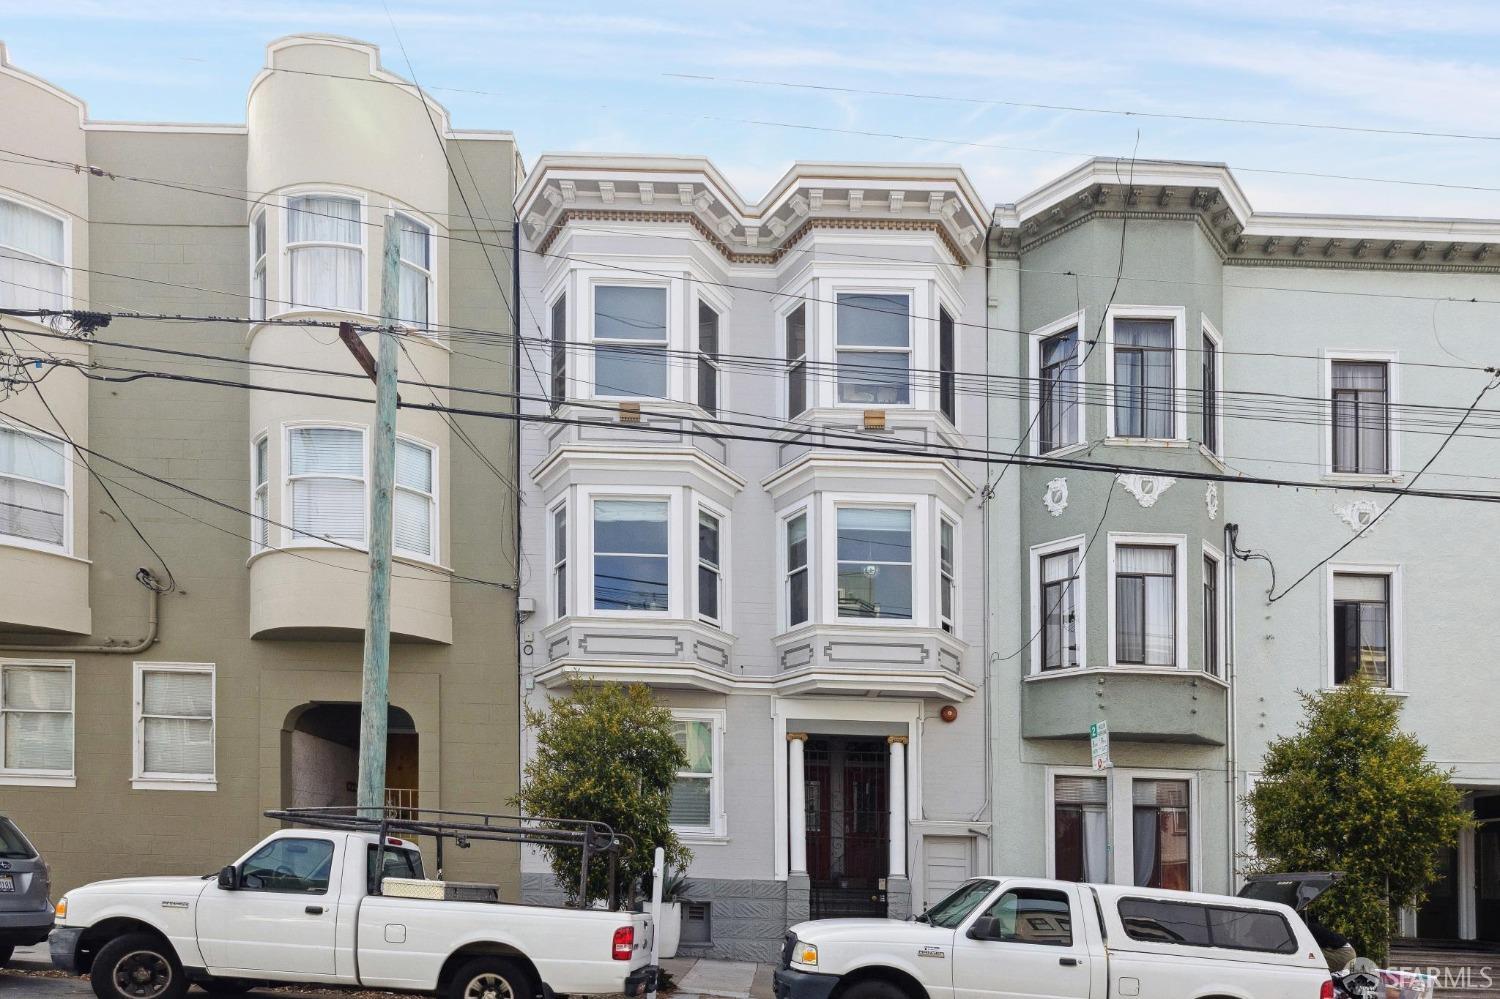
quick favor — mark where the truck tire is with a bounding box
[0,944,13,969]
[840,980,912,999]
[196,980,256,995]
[448,956,535,999]
[90,932,189,999]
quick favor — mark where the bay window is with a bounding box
[836,293,910,405]
[287,425,366,545]
[1113,317,1176,438]
[836,506,913,620]
[1039,328,1080,452]
[286,194,364,312]
[0,426,67,551]
[786,305,807,418]
[697,509,722,625]
[394,438,436,561]
[552,505,567,619]
[939,517,956,634]
[1201,330,1220,455]
[939,307,956,424]
[550,294,567,408]
[1053,775,1107,883]
[593,285,668,398]
[786,512,809,628]
[1331,360,1389,474]
[0,196,66,312]
[1114,543,1177,667]
[0,660,73,779]
[698,302,720,416]
[1203,552,1221,677]
[1333,571,1391,686]
[396,212,432,329]
[669,714,720,834]
[592,498,669,612]
[250,209,267,321]
[1039,547,1082,672]
[134,663,214,786]
[1133,779,1191,890]
[251,434,269,552]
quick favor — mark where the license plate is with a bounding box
[0,874,13,892]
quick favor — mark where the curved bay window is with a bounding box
[286,194,363,312]
[0,427,67,552]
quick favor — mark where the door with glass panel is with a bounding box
[1053,776,1107,883]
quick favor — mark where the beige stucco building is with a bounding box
[0,35,522,894]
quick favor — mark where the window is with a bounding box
[1113,318,1175,438]
[1203,553,1221,677]
[594,285,667,398]
[1039,328,1080,452]
[939,307,956,423]
[697,509,722,625]
[0,426,68,550]
[1118,898,1295,954]
[250,209,267,321]
[669,715,717,833]
[836,507,912,620]
[549,294,567,408]
[977,888,1075,947]
[251,435,269,553]
[396,212,432,329]
[836,293,910,405]
[592,498,669,612]
[925,880,997,928]
[367,843,423,893]
[939,517,957,634]
[394,438,436,561]
[1115,545,1176,666]
[286,195,363,312]
[0,661,73,778]
[698,302,720,416]
[1201,332,1219,454]
[552,505,567,619]
[786,512,809,628]
[786,306,807,418]
[1133,779,1190,890]
[1333,572,1391,686]
[1040,549,1081,672]
[134,664,214,785]
[287,426,366,545]
[1053,775,1107,883]
[1332,360,1389,474]
[238,837,336,894]
[0,196,65,312]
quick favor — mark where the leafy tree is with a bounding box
[1246,680,1469,964]
[515,682,692,906]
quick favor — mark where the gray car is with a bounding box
[0,814,53,968]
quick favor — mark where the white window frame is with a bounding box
[669,708,726,839]
[1202,543,1226,678]
[693,496,730,630]
[281,421,369,549]
[0,188,71,312]
[279,188,368,317]
[249,207,268,322]
[587,278,676,402]
[1106,532,1190,671]
[1029,534,1088,676]
[779,296,811,421]
[548,289,569,409]
[695,287,730,416]
[392,207,436,332]
[0,658,75,787]
[1200,317,1225,458]
[584,486,679,618]
[825,495,926,628]
[393,433,440,565]
[1028,310,1087,456]
[938,509,959,636]
[250,432,270,554]
[132,661,216,791]
[780,501,813,633]
[831,286,915,410]
[937,296,960,428]
[1323,350,1400,480]
[1043,765,1110,881]
[549,499,569,622]
[1326,562,1403,692]
[1043,765,1201,891]
[1103,305,1188,442]
[0,423,73,556]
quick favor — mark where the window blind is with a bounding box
[2,664,72,772]
[141,669,213,776]
[397,213,430,327]
[0,198,65,312]
[1055,775,1106,805]
[0,429,66,546]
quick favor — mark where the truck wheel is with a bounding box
[196,980,256,995]
[449,957,534,999]
[0,944,13,969]
[840,981,910,999]
[91,933,188,999]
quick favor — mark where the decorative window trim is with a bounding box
[0,658,76,786]
[1029,535,1088,676]
[393,432,440,566]
[0,423,74,556]
[1106,532,1190,671]
[1325,561,1404,692]
[1200,316,1225,457]
[779,500,813,634]
[693,494,730,631]
[1202,542,1225,678]
[826,496,922,627]
[277,187,369,317]
[583,485,679,618]
[131,661,217,791]
[586,276,678,402]
[281,421,368,550]
[1028,310,1087,456]
[0,188,72,313]
[1323,350,1401,480]
[669,708,726,839]
[829,285,916,411]
[1102,305,1188,442]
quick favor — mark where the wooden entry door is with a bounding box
[385,732,419,812]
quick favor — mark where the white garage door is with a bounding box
[923,835,974,910]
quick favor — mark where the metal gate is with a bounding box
[806,738,889,919]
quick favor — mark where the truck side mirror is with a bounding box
[217,866,239,891]
[967,915,1000,941]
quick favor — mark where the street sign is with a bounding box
[1090,721,1112,770]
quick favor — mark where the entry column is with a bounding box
[788,732,808,875]
[887,735,907,879]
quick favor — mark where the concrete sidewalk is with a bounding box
[10,944,49,971]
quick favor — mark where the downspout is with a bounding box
[1224,522,1240,889]
[0,568,162,654]
[971,208,1000,829]
[511,178,525,808]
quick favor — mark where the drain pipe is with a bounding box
[0,568,163,654]
[1224,523,1240,889]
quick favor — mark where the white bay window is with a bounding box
[286,194,363,312]
[836,293,911,405]
[1,660,73,781]
[394,437,437,561]
[396,212,432,329]
[133,663,215,788]
[0,427,68,551]
[250,209,268,321]
[287,426,366,546]
[1108,534,1188,669]
[592,498,670,613]
[836,506,914,621]
[0,197,66,313]
[593,285,668,398]
[251,434,269,552]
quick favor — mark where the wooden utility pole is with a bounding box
[356,212,401,815]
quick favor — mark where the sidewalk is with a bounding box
[11,944,49,971]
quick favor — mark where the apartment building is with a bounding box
[988,158,1500,946]
[0,35,522,894]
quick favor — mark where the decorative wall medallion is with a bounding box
[1043,477,1069,517]
[1116,474,1177,508]
[1335,499,1383,534]
[1205,483,1219,521]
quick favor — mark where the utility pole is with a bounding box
[356,212,401,815]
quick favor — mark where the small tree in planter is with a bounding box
[1246,680,1469,964]
[515,682,692,907]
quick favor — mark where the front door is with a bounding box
[1477,821,1500,942]
[806,738,889,919]
[950,883,1093,999]
[196,835,340,977]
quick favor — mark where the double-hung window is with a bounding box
[1133,779,1191,890]
[1333,572,1391,686]
[396,212,432,329]
[286,195,363,312]
[552,505,568,619]
[594,285,667,398]
[134,664,214,786]
[0,427,67,551]
[939,517,957,634]
[785,306,808,418]
[939,307,957,424]
[669,715,718,834]
[1053,775,1107,882]
[1039,328,1080,452]
[287,426,366,545]
[394,438,436,561]
[836,507,913,620]
[1113,318,1175,438]
[251,434,270,552]
[592,499,669,613]
[250,210,268,321]
[0,660,73,779]
[1115,545,1177,666]
[1331,361,1389,474]
[0,197,66,312]
[1040,548,1081,672]
[698,509,722,625]
[836,293,910,405]
[785,512,809,628]
[698,302,720,416]
[550,294,567,408]
[1203,554,1221,677]
[1201,333,1219,454]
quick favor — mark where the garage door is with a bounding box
[923,836,973,910]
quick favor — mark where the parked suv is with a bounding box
[0,814,53,968]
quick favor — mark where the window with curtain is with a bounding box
[550,294,567,408]
[669,717,715,831]
[785,305,807,418]
[0,197,66,312]
[1334,572,1391,686]
[552,505,567,619]
[939,518,957,634]
[250,209,267,321]
[1332,361,1389,474]
[1202,334,1219,454]
[1203,554,1220,677]
[251,435,269,552]
[287,426,366,545]
[592,498,669,612]
[394,438,435,561]
[698,509,722,625]
[1039,328,1079,452]
[939,307,956,423]
[136,666,214,781]
[698,302,720,416]
[1115,545,1176,666]
[1041,549,1081,671]
[0,427,67,550]
[1114,318,1175,438]
[786,512,809,628]
[594,285,668,398]
[1133,779,1190,890]
[836,293,911,405]
[286,194,363,311]
[396,212,431,329]
[836,507,912,620]
[1054,775,1107,883]
[1,661,73,775]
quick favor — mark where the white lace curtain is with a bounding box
[0,198,66,311]
[287,195,363,311]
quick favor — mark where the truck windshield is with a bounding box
[0,819,35,859]
[923,880,997,929]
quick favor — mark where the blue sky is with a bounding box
[4,0,1499,217]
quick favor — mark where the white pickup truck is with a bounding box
[50,824,656,999]
[774,876,1334,999]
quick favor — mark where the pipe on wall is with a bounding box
[1224,522,1240,889]
[0,568,162,655]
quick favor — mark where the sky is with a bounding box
[3,0,1500,218]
